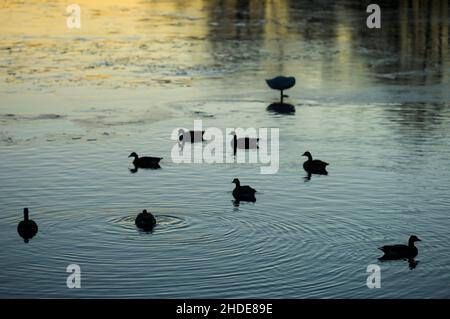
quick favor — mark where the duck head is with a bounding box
[128,152,138,159]
[302,151,312,160]
[409,235,421,243]
[232,178,240,186]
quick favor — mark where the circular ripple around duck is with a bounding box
[106,214,188,235]
[103,211,243,249]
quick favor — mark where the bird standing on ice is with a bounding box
[266,76,296,104]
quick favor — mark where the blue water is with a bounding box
[0,0,449,298]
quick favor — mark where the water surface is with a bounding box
[0,0,449,298]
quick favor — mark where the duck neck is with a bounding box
[306,154,312,162]
[24,209,29,222]
[234,181,240,188]
[408,239,416,248]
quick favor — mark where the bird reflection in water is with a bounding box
[266,103,296,114]
[304,172,312,182]
[408,259,419,270]
[232,198,257,207]
[17,208,38,243]
[129,164,161,173]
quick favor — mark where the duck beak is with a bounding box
[301,152,306,156]
[417,238,422,241]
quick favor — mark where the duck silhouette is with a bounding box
[129,152,162,169]
[379,235,421,260]
[302,151,329,175]
[266,76,296,104]
[135,209,156,231]
[229,131,259,155]
[178,129,205,143]
[17,208,38,243]
[232,178,256,202]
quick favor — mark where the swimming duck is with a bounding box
[135,209,156,231]
[178,129,205,143]
[379,235,421,260]
[302,151,329,175]
[128,152,162,168]
[232,178,256,202]
[17,208,38,243]
[229,131,259,155]
[266,76,296,104]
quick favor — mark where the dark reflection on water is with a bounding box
[352,0,449,85]
[266,103,296,114]
[206,0,266,42]
[379,258,420,270]
[129,164,161,173]
[200,0,449,88]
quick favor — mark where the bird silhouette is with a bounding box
[178,129,205,143]
[135,209,156,232]
[266,76,296,104]
[379,235,421,260]
[232,178,256,202]
[302,151,329,175]
[229,131,259,155]
[129,152,162,169]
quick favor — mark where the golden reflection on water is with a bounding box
[0,0,448,90]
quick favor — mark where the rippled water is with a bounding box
[1,0,450,298]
